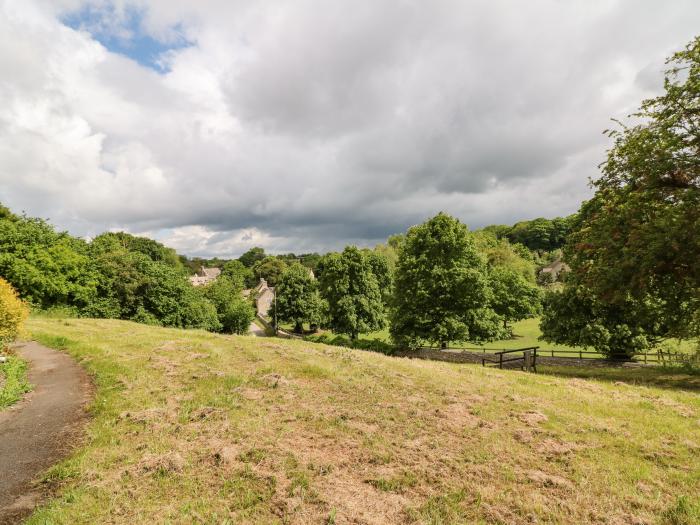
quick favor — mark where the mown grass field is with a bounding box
[24,318,700,524]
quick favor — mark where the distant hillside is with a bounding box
[480,215,578,252]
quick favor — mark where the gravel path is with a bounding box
[0,342,92,524]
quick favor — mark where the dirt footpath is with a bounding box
[0,342,92,524]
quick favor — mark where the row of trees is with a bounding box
[482,216,576,253]
[186,246,322,288]
[269,213,542,349]
[0,207,253,334]
[267,36,700,359]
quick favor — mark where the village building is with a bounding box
[244,278,275,317]
[189,267,221,286]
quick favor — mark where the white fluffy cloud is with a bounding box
[1,0,699,256]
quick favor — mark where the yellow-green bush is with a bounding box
[0,277,29,349]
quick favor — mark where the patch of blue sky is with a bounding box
[61,5,192,73]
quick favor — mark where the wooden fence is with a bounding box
[423,345,686,364]
[481,347,538,372]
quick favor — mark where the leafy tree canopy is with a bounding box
[252,256,288,287]
[238,247,266,269]
[318,247,385,339]
[565,37,700,340]
[203,276,254,334]
[0,212,97,309]
[481,216,576,252]
[220,259,253,290]
[489,267,541,328]
[274,263,327,333]
[91,232,184,272]
[0,277,29,348]
[390,213,507,348]
[540,285,670,359]
[471,231,537,282]
[541,37,700,356]
[362,249,393,305]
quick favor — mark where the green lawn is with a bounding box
[360,317,697,359]
[355,318,560,347]
[19,318,700,524]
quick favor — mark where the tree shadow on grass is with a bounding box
[539,364,700,392]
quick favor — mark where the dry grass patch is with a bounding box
[22,318,700,524]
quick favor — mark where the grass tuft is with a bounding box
[0,354,32,409]
[661,495,700,525]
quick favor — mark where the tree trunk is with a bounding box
[294,321,303,334]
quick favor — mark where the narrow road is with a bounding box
[249,321,267,337]
[0,342,92,524]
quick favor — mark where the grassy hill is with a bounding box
[25,318,700,524]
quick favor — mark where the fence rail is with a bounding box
[481,346,538,372]
[420,345,686,364]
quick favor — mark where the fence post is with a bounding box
[533,348,538,373]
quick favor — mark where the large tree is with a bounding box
[553,38,699,343]
[362,249,393,306]
[542,37,700,356]
[0,212,97,310]
[489,267,541,329]
[91,232,184,272]
[203,276,254,334]
[390,213,506,349]
[251,256,288,287]
[238,247,266,269]
[220,260,253,290]
[540,285,669,360]
[274,263,326,333]
[318,247,385,339]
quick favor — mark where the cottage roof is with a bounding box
[201,267,221,279]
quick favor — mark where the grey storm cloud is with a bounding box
[1,0,699,257]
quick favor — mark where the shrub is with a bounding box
[0,277,29,349]
[219,298,255,334]
[274,263,327,333]
[203,276,254,334]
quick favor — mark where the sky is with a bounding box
[1,1,699,258]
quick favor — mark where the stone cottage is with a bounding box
[189,267,221,286]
